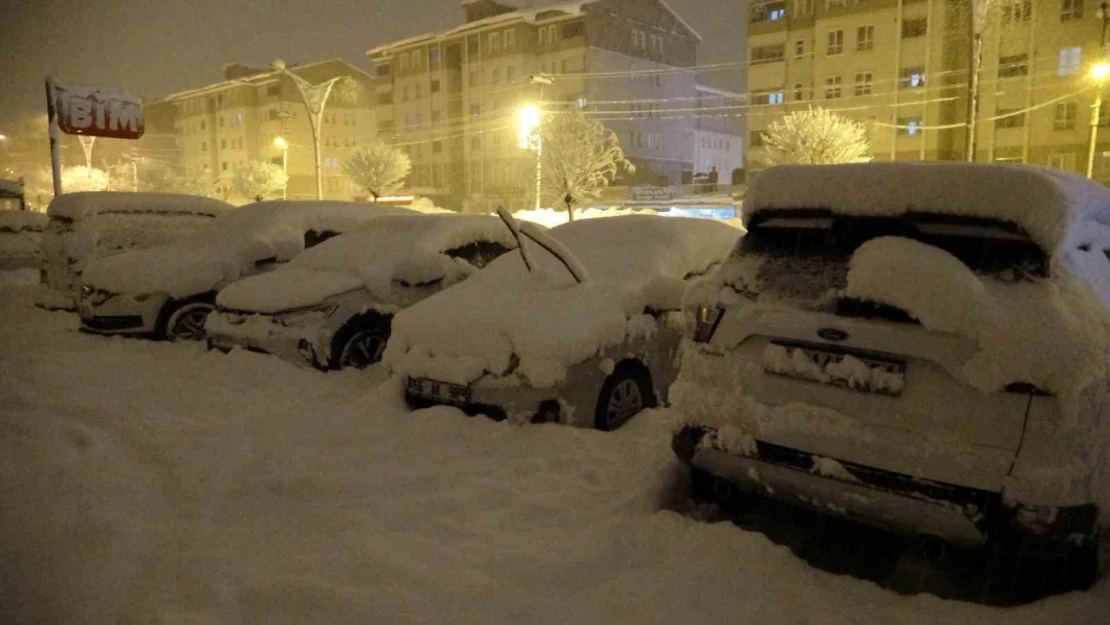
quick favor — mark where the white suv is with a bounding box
[672,163,1110,595]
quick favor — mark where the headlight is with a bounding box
[274,304,338,327]
[692,305,724,343]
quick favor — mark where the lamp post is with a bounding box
[518,105,543,210]
[271,59,347,201]
[274,136,289,200]
[1086,62,1110,179]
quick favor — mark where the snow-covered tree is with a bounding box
[230,160,288,203]
[343,142,411,201]
[760,108,872,166]
[537,110,634,221]
[61,166,110,193]
[137,163,213,196]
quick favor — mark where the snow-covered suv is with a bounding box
[672,162,1110,592]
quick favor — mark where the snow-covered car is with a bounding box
[388,214,741,429]
[77,201,414,341]
[0,210,47,270]
[36,192,232,310]
[672,162,1110,592]
[205,214,518,370]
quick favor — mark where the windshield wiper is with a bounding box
[495,206,588,284]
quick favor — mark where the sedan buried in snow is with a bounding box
[205,214,518,370]
[77,200,413,340]
[389,214,741,430]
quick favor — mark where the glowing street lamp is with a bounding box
[274,136,289,200]
[518,105,543,210]
[1086,61,1110,178]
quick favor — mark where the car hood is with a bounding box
[81,244,231,297]
[217,268,364,313]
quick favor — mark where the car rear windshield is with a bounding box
[734,209,1048,315]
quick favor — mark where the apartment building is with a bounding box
[162,59,375,202]
[368,0,703,212]
[693,83,746,182]
[745,0,1109,180]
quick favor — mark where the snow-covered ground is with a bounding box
[1,273,1107,625]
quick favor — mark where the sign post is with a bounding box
[44,76,145,196]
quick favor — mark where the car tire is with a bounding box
[331,323,390,370]
[593,363,655,431]
[162,301,215,342]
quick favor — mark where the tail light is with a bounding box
[693,305,724,343]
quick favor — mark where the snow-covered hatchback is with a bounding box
[673,162,1110,593]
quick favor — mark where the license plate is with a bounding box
[763,341,906,397]
[407,377,471,405]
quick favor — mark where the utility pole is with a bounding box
[272,60,347,201]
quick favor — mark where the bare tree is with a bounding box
[230,160,288,203]
[538,110,634,221]
[343,141,411,201]
[760,107,873,166]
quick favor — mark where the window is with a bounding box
[855,72,873,96]
[400,54,410,72]
[1002,0,1032,21]
[221,138,227,149]
[827,30,844,55]
[902,18,928,38]
[751,44,786,64]
[200,119,207,130]
[506,66,516,82]
[402,86,410,101]
[377,91,393,105]
[770,91,785,104]
[1049,153,1077,171]
[899,66,926,88]
[752,0,787,21]
[376,64,390,77]
[504,29,516,50]
[1054,102,1077,130]
[221,161,228,171]
[489,32,501,53]
[999,54,1029,77]
[754,90,785,105]
[415,84,423,99]
[749,130,765,147]
[539,25,556,45]
[470,104,480,117]
[267,85,280,97]
[1061,0,1084,20]
[491,67,500,84]
[795,0,812,16]
[825,75,843,99]
[429,46,440,69]
[411,49,422,68]
[794,83,804,100]
[468,36,479,55]
[1059,47,1082,76]
[897,118,922,135]
[794,40,805,59]
[996,108,1025,128]
[201,141,207,152]
[431,79,441,93]
[857,25,874,51]
[562,21,584,39]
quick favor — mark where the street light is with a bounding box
[274,136,289,200]
[518,105,543,210]
[271,59,349,200]
[1086,61,1110,179]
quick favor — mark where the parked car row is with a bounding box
[50,162,1110,599]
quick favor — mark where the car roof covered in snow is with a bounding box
[206,200,416,236]
[746,162,1110,255]
[289,213,518,272]
[47,192,233,221]
[0,211,48,232]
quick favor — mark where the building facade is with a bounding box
[745,0,1109,181]
[163,59,375,202]
[368,0,705,212]
[693,83,746,184]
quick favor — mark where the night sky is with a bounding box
[0,0,741,129]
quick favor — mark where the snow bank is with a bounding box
[48,192,232,220]
[0,211,47,232]
[843,236,1110,409]
[387,216,740,386]
[216,214,518,313]
[747,163,1110,256]
[82,201,414,297]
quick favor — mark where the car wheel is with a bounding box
[335,326,389,370]
[594,364,655,431]
[165,302,214,341]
